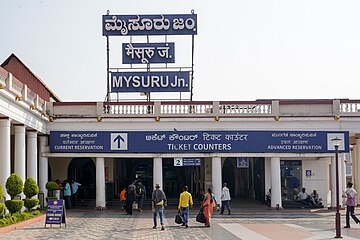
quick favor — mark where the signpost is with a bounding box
[45,199,66,228]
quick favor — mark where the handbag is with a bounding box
[175,212,183,224]
[196,208,206,223]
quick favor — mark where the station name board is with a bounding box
[123,43,175,64]
[111,71,190,92]
[103,14,197,36]
[50,130,349,154]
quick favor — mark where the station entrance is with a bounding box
[114,158,153,199]
[222,157,265,203]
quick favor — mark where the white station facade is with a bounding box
[1,54,360,210]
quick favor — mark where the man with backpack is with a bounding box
[135,181,146,212]
[152,183,167,230]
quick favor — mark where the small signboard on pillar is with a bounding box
[45,199,66,228]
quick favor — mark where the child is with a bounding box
[120,188,126,211]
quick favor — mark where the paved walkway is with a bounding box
[2,208,360,239]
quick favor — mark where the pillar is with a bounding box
[26,131,38,183]
[331,156,336,208]
[270,157,282,209]
[331,155,343,208]
[39,136,48,200]
[96,157,106,209]
[355,139,360,203]
[153,157,163,190]
[0,119,11,200]
[212,157,222,206]
[14,125,26,188]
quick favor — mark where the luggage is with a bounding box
[175,213,183,224]
[196,208,206,223]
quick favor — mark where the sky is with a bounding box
[1,0,360,102]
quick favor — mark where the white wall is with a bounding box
[49,157,71,181]
[302,157,331,207]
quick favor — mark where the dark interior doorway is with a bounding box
[115,158,153,199]
[68,158,96,199]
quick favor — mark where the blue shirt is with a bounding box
[64,183,71,196]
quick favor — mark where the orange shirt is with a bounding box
[120,190,126,200]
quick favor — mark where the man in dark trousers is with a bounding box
[125,181,136,215]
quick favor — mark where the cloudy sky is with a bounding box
[1,0,360,101]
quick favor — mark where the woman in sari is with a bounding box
[202,188,214,227]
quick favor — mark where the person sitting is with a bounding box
[296,187,313,206]
[310,190,323,207]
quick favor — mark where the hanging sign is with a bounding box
[237,157,249,168]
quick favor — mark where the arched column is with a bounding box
[95,157,106,209]
[26,131,38,183]
[270,157,282,209]
[0,119,11,200]
[212,157,222,206]
[39,136,48,200]
[153,157,163,190]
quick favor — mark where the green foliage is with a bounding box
[5,174,23,199]
[23,178,39,198]
[23,198,39,211]
[0,184,4,200]
[0,203,5,216]
[0,210,41,227]
[45,181,58,191]
[5,200,24,215]
[46,197,58,202]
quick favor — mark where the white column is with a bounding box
[331,157,336,208]
[270,157,282,209]
[212,157,222,206]
[14,125,26,186]
[0,119,11,200]
[352,145,357,187]
[96,157,106,209]
[355,140,360,203]
[26,131,38,183]
[342,153,347,206]
[153,157,163,190]
[39,136,48,200]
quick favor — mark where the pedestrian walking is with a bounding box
[202,188,214,227]
[220,182,231,214]
[135,181,146,212]
[178,186,193,228]
[152,183,167,230]
[125,181,136,215]
[344,182,360,228]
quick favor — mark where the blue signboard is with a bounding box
[45,199,66,226]
[111,71,190,92]
[103,14,197,36]
[50,131,349,154]
[123,43,175,64]
[237,157,249,168]
[183,158,201,166]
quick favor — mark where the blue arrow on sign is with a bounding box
[114,135,125,148]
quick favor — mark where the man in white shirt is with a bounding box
[220,182,231,215]
[71,180,82,207]
[296,187,312,206]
